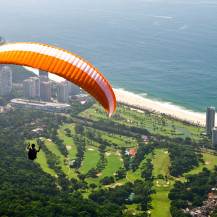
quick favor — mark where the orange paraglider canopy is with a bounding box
[0,42,116,116]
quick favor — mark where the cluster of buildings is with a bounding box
[0,65,88,113]
[182,189,217,216]
[23,70,80,103]
[206,106,217,145]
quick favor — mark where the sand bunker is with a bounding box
[97,173,102,176]
[105,152,111,156]
[164,151,168,154]
[88,148,94,151]
[66,146,71,150]
[115,152,121,156]
[163,185,168,187]
[47,139,52,141]
[156,184,161,187]
[113,183,124,188]
[120,158,123,161]
[205,161,211,164]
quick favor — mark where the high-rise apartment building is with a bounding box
[212,127,217,145]
[39,75,49,83]
[40,81,51,102]
[57,81,69,103]
[0,66,12,96]
[206,106,215,135]
[67,80,80,95]
[23,77,40,98]
[39,69,48,77]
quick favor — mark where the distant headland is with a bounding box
[0,36,6,45]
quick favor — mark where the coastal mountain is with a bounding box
[0,36,37,83]
[0,36,6,45]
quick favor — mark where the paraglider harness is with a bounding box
[28,148,37,160]
[27,143,41,160]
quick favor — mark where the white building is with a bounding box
[40,81,51,102]
[0,66,12,96]
[11,98,71,113]
[23,77,39,98]
[206,106,215,135]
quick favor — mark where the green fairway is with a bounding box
[80,103,203,141]
[58,124,77,159]
[26,139,56,176]
[151,149,173,217]
[35,149,56,176]
[85,152,123,185]
[152,149,171,178]
[44,139,69,175]
[151,188,172,217]
[100,153,123,179]
[127,152,153,182]
[184,152,217,175]
[79,148,100,174]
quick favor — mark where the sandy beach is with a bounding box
[114,89,206,127]
[26,66,206,127]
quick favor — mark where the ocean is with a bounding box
[1,0,217,115]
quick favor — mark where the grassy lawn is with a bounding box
[151,187,173,217]
[127,152,153,182]
[184,152,217,176]
[151,149,173,217]
[35,149,57,176]
[44,139,69,175]
[152,149,171,178]
[26,139,56,177]
[100,153,123,179]
[80,103,203,141]
[85,152,123,185]
[58,124,77,159]
[151,151,217,217]
[79,148,100,174]
[101,132,137,148]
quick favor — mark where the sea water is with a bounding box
[1,0,217,114]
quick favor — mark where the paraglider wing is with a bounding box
[0,42,116,116]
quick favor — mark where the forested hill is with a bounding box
[1,92,217,216]
[0,110,126,217]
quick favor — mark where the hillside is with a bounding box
[0,36,6,45]
[0,99,217,216]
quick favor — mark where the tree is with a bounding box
[75,124,84,134]
[115,168,126,180]
[89,183,97,190]
[78,174,86,182]
[87,168,98,178]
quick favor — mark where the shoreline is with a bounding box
[114,89,206,127]
[23,66,207,127]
